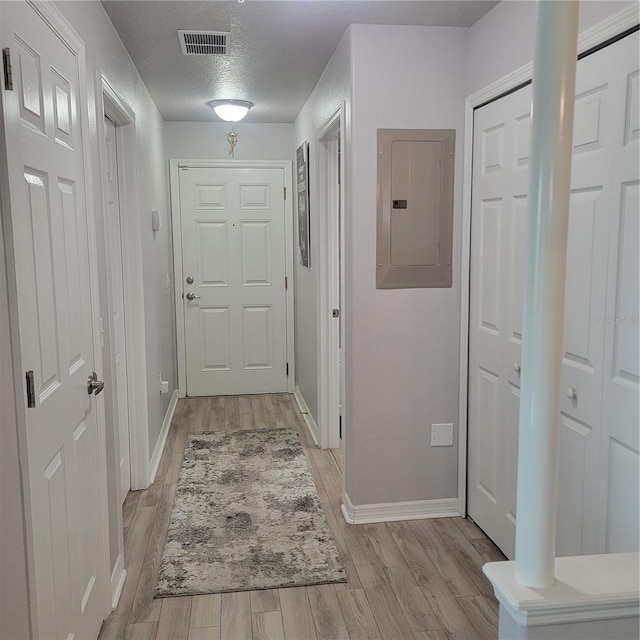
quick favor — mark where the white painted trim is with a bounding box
[97,75,150,491]
[110,554,126,610]
[341,492,460,525]
[293,385,319,446]
[316,104,345,450]
[484,553,640,627]
[149,390,178,484]
[170,159,295,397]
[466,5,639,110]
[457,5,639,520]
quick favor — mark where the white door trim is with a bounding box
[458,5,640,517]
[316,104,346,450]
[96,74,150,492]
[0,0,112,625]
[170,159,295,398]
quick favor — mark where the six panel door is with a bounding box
[179,166,288,396]
[1,1,107,637]
[468,31,639,559]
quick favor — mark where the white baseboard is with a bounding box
[110,553,126,610]
[149,390,178,484]
[293,386,319,446]
[341,491,460,525]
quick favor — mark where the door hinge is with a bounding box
[26,370,35,408]
[285,276,288,290]
[286,362,289,376]
[284,186,287,200]
[339,415,342,439]
[3,48,13,91]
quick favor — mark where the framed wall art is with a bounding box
[296,141,311,268]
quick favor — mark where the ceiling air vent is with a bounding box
[178,30,230,56]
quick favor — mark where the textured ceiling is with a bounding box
[101,0,499,123]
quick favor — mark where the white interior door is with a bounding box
[596,32,640,554]
[467,84,531,558]
[179,166,288,396]
[467,32,639,559]
[1,1,107,637]
[104,116,130,502]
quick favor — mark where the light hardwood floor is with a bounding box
[98,394,504,640]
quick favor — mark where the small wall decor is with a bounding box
[296,141,311,268]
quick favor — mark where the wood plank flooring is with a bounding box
[99,394,503,640]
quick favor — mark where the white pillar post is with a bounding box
[514,0,580,589]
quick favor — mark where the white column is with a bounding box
[514,0,580,589]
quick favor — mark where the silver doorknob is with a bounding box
[87,371,104,396]
[513,362,521,374]
[566,387,577,401]
[185,292,200,301]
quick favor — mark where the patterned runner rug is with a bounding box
[156,427,346,596]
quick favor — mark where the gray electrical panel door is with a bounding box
[376,128,455,289]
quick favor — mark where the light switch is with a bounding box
[151,209,161,231]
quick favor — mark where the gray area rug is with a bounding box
[155,427,346,596]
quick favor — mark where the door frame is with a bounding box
[0,0,112,626]
[458,6,640,517]
[170,159,295,398]
[316,104,346,450]
[96,74,150,493]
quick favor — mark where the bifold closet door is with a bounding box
[467,31,639,560]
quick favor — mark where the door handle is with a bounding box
[185,292,201,301]
[87,371,104,395]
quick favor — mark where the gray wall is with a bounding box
[345,25,468,505]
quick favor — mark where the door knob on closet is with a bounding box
[513,362,521,374]
[566,387,577,401]
[185,292,200,301]
[87,371,104,396]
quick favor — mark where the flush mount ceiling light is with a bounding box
[207,99,253,122]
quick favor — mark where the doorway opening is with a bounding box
[170,160,295,399]
[97,77,151,605]
[317,105,346,453]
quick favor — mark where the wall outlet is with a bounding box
[160,380,169,395]
[431,423,454,447]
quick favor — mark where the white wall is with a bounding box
[468,0,636,95]
[293,28,353,425]
[344,25,468,505]
[164,122,294,161]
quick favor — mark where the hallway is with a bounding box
[98,394,502,640]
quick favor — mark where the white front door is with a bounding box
[104,116,130,502]
[1,1,107,638]
[179,166,289,396]
[467,32,639,559]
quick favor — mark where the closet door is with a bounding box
[467,31,639,560]
[468,86,531,559]
[596,33,639,555]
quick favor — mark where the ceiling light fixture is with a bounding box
[207,99,253,122]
